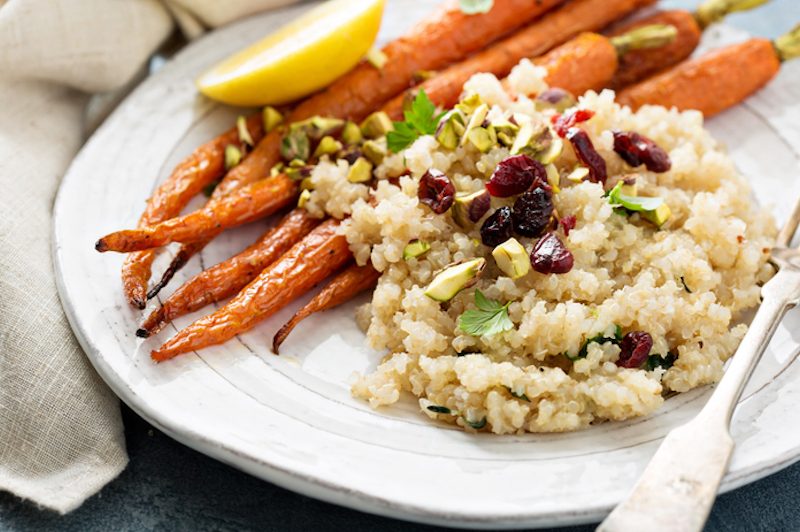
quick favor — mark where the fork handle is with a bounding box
[598,281,794,532]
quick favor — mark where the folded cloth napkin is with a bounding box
[0,0,298,514]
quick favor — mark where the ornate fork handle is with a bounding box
[599,260,800,532]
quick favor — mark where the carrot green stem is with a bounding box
[775,24,800,62]
[610,24,678,57]
[694,0,771,30]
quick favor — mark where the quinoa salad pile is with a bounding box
[299,60,776,433]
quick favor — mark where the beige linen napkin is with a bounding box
[0,0,298,514]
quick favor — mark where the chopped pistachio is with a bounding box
[492,238,530,279]
[365,47,387,69]
[566,166,590,182]
[224,144,242,170]
[341,121,363,145]
[362,138,387,165]
[262,106,283,133]
[236,115,254,146]
[510,122,535,155]
[455,93,484,116]
[467,126,497,153]
[313,135,343,158]
[270,162,284,177]
[435,119,459,150]
[642,203,671,227]
[297,189,312,208]
[280,127,310,161]
[460,103,489,146]
[288,158,306,168]
[620,181,638,196]
[492,118,520,135]
[535,137,563,165]
[360,111,394,139]
[403,240,431,260]
[497,131,515,147]
[300,177,314,191]
[346,157,374,183]
[424,258,486,302]
[308,117,345,138]
[452,189,491,227]
[545,163,560,193]
[285,165,312,181]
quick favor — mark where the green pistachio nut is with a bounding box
[297,189,312,208]
[262,106,283,133]
[642,203,671,227]
[362,138,387,165]
[224,144,242,170]
[492,238,531,279]
[424,258,486,302]
[341,121,363,145]
[313,136,343,158]
[403,240,431,260]
[346,157,374,183]
[360,112,394,139]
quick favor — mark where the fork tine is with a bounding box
[775,196,800,248]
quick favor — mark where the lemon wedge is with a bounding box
[197,0,385,107]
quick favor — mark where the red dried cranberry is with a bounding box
[552,109,595,137]
[486,154,547,197]
[612,130,672,173]
[616,331,654,368]
[530,232,574,274]
[480,206,514,247]
[538,88,575,106]
[560,215,577,236]
[512,186,553,237]
[566,128,607,184]
[418,169,455,214]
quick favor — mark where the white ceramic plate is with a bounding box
[54,2,800,528]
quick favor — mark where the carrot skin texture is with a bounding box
[139,209,320,337]
[96,174,298,252]
[272,263,380,353]
[617,38,780,117]
[535,32,619,96]
[151,219,351,361]
[608,10,702,91]
[121,113,264,308]
[381,0,656,118]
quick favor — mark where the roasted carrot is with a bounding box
[95,175,298,253]
[607,10,702,91]
[272,263,380,353]
[138,209,320,337]
[121,113,264,308]
[617,38,781,117]
[151,219,350,361]
[381,0,657,119]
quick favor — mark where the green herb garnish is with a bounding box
[457,290,514,337]
[566,325,623,361]
[459,0,494,14]
[607,181,664,212]
[506,386,530,402]
[645,352,677,371]
[463,416,487,429]
[427,405,452,414]
[386,89,446,152]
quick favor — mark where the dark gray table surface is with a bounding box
[3,1,800,530]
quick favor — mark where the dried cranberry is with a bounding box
[512,186,553,237]
[552,109,595,137]
[560,215,577,236]
[612,130,672,173]
[480,206,514,247]
[530,232,574,274]
[486,154,547,197]
[616,331,654,368]
[566,128,607,184]
[418,169,455,214]
[538,88,575,106]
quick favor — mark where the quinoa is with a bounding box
[304,65,776,434]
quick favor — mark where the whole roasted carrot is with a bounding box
[146,0,567,295]
[616,34,794,117]
[138,209,320,337]
[151,219,350,362]
[122,113,264,308]
[381,0,657,119]
[272,263,380,353]
[95,175,298,253]
[606,10,701,91]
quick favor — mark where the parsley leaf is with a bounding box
[607,181,664,212]
[458,290,514,337]
[645,352,677,371]
[386,89,446,152]
[459,0,494,14]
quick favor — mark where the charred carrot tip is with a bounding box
[131,298,147,311]
[95,239,108,252]
[136,328,150,338]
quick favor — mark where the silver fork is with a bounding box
[598,198,800,532]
